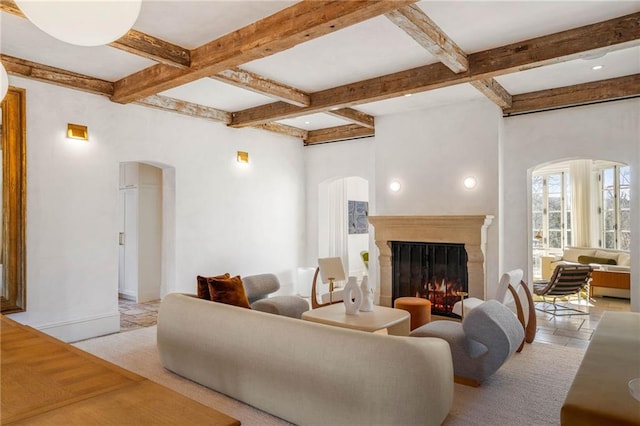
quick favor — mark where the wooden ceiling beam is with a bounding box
[252,122,308,140]
[385,4,511,108]
[326,108,375,129]
[1,54,113,96]
[135,95,231,123]
[305,124,374,145]
[110,29,191,69]
[470,79,512,108]
[0,0,191,69]
[111,0,417,103]
[212,67,310,107]
[230,12,640,127]
[0,0,22,16]
[504,73,640,115]
[385,4,468,73]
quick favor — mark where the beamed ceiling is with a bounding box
[1,0,639,145]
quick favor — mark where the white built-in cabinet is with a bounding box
[118,162,162,303]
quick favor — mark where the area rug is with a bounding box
[73,326,585,426]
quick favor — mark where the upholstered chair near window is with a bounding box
[410,299,525,386]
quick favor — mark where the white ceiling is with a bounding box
[1,0,639,128]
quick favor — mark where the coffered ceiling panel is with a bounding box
[133,0,295,48]
[417,1,640,54]
[159,77,275,111]
[242,15,438,92]
[496,47,640,95]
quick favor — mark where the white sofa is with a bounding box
[541,246,631,279]
[157,293,454,426]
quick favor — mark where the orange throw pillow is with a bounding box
[196,273,230,300]
[207,275,251,309]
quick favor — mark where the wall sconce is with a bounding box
[237,151,249,163]
[463,176,477,190]
[67,123,88,140]
[389,180,401,192]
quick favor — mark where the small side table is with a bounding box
[456,292,468,319]
[394,297,432,330]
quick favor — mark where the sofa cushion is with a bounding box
[207,275,252,309]
[617,252,631,267]
[563,248,596,263]
[196,273,230,300]
[594,250,621,263]
[578,255,617,265]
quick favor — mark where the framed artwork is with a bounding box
[348,200,369,234]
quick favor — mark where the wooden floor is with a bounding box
[0,315,240,425]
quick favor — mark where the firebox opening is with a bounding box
[391,241,468,318]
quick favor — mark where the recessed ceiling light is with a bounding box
[305,121,311,124]
[592,65,604,71]
[404,93,412,97]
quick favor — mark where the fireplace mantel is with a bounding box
[369,215,494,307]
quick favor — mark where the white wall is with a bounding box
[8,77,305,341]
[374,99,502,298]
[501,99,639,311]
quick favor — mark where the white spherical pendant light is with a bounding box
[0,62,9,102]
[15,0,142,47]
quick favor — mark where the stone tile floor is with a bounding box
[118,295,631,350]
[119,298,161,332]
[534,295,631,350]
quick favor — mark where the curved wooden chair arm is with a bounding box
[310,267,342,309]
[507,284,526,353]
[519,280,537,344]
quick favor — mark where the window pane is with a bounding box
[619,188,631,209]
[532,175,543,192]
[566,231,572,246]
[532,193,543,211]
[548,195,561,211]
[549,231,562,248]
[533,213,543,230]
[566,212,571,229]
[603,189,615,210]
[605,211,615,230]
[549,212,561,229]
[620,210,631,231]
[603,168,614,188]
[605,232,615,248]
[620,231,631,251]
[547,174,561,193]
[620,166,631,186]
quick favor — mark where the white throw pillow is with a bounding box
[563,248,596,263]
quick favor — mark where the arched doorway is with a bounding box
[530,158,630,298]
[318,176,369,278]
[118,161,176,303]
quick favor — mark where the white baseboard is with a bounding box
[36,312,121,343]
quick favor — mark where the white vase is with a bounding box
[343,276,363,315]
[359,276,374,312]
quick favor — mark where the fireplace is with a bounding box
[392,241,468,317]
[368,215,493,308]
